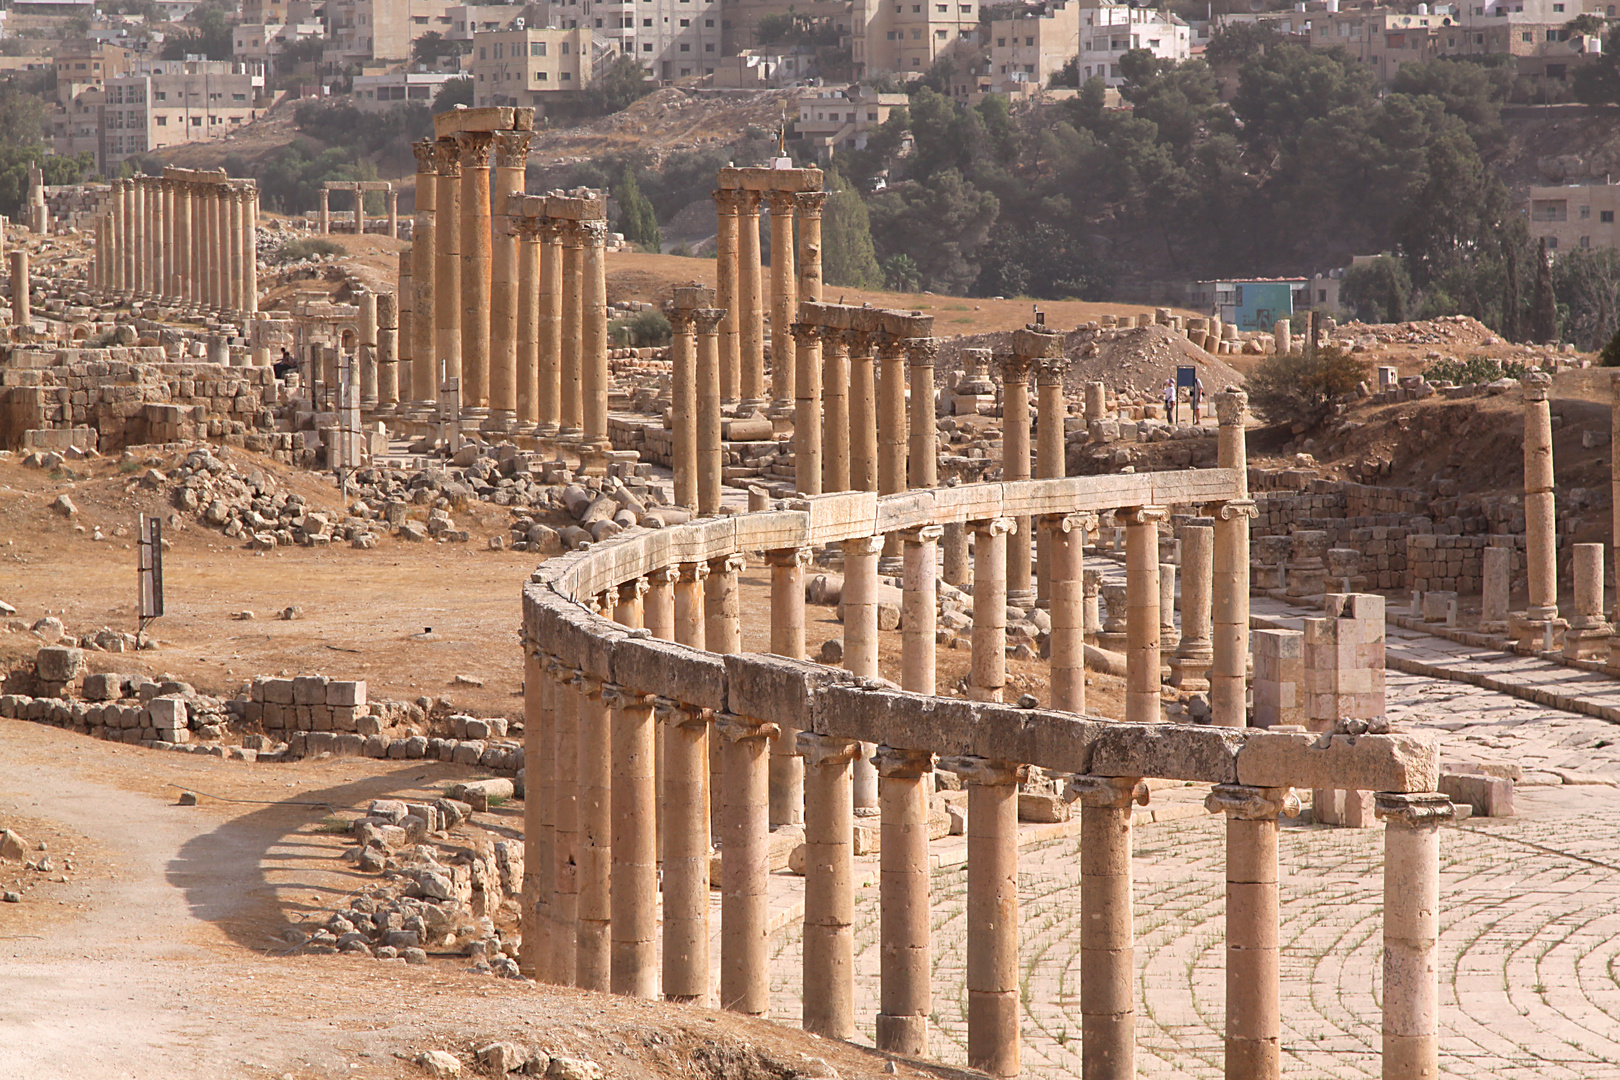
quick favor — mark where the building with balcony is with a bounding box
[797,83,908,158]
[470,25,595,107]
[1529,182,1620,254]
[851,0,980,77]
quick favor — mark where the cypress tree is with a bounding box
[1530,237,1558,344]
[614,168,661,252]
[821,168,883,290]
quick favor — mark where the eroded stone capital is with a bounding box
[653,696,711,729]
[993,351,1032,381]
[1205,784,1300,820]
[765,189,797,214]
[677,561,710,584]
[1214,390,1248,426]
[692,308,725,335]
[618,578,650,604]
[794,190,828,217]
[970,516,1017,538]
[903,336,939,367]
[1521,370,1551,402]
[646,565,680,586]
[874,744,934,778]
[790,322,821,345]
[454,130,495,169]
[494,130,533,170]
[938,755,1027,787]
[601,683,655,710]
[796,732,861,766]
[434,139,462,177]
[1033,353,1071,384]
[712,188,745,214]
[1044,511,1099,535]
[1374,791,1455,828]
[1116,506,1168,527]
[708,552,747,576]
[715,713,780,743]
[578,219,609,247]
[899,524,945,545]
[1067,773,1151,808]
[842,534,886,557]
[764,546,815,569]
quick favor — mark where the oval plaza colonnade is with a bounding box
[519,389,1450,1080]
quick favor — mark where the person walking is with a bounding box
[1163,377,1177,426]
[1188,375,1205,424]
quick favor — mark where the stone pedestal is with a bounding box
[1563,541,1611,659]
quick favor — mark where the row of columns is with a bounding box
[317,182,400,238]
[93,173,258,316]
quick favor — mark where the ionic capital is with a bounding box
[548,659,582,684]
[874,744,934,778]
[646,565,680,586]
[971,516,1017,538]
[1066,774,1151,808]
[1212,499,1259,522]
[618,578,650,603]
[841,534,886,557]
[1374,792,1456,829]
[794,190,828,218]
[678,560,710,584]
[1205,784,1300,821]
[764,546,815,569]
[708,552,747,575]
[653,696,711,729]
[1044,511,1099,535]
[899,524,945,545]
[494,129,533,170]
[577,672,605,699]
[601,683,655,711]
[1115,506,1168,527]
[715,713,780,743]
[796,732,861,766]
[938,755,1028,787]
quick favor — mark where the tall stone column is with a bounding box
[970,518,1014,703]
[132,178,146,298]
[793,323,823,495]
[718,713,774,1016]
[1048,512,1092,713]
[457,130,494,417]
[11,249,30,328]
[608,683,657,998]
[850,335,878,492]
[1073,774,1149,1080]
[538,219,565,435]
[798,733,859,1039]
[661,700,711,1003]
[675,562,708,648]
[318,185,330,233]
[823,330,851,492]
[228,186,245,314]
[842,534,884,810]
[581,218,611,458]
[1376,793,1453,1080]
[112,179,128,296]
[768,546,811,827]
[575,674,612,992]
[559,222,584,437]
[943,756,1024,1080]
[942,522,969,587]
[515,214,542,427]
[738,190,765,406]
[713,188,741,403]
[242,186,259,315]
[377,292,399,406]
[434,139,463,389]
[1521,371,1559,635]
[1212,392,1256,728]
[695,308,725,515]
[1123,507,1167,725]
[767,191,796,410]
[1170,524,1215,693]
[645,566,677,641]
[489,131,530,428]
[877,334,909,500]
[1035,352,1070,606]
[1207,785,1299,1080]
[876,745,933,1055]
[214,183,231,311]
[410,140,438,408]
[795,190,825,304]
[357,290,378,406]
[998,351,1035,608]
[907,338,939,490]
[549,667,581,986]
[900,525,941,695]
[191,183,206,311]
[521,647,553,981]
[172,182,189,306]
[387,188,399,238]
[158,179,173,302]
[1613,373,1620,625]
[706,554,744,655]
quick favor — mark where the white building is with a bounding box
[1077,3,1189,85]
[531,0,723,81]
[352,68,459,108]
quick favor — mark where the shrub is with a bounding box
[610,309,671,348]
[1425,355,1528,383]
[277,237,345,262]
[1602,326,1620,367]
[1245,346,1370,430]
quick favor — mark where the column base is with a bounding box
[875,1013,928,1057]
[480,410,515,435]
[1562,623,1611,661]
[1510,613,1567,651]
[1167,647,1213,690]
[1006,589,1036,611]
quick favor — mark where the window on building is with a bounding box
[643,17,652,24]
[939,29,949,38]
[233,92,246,101]
[156,115,167,125]
[679,17,688,25]
[704,17,713,24]
[562,71,572,79]
[1604,210,1616,223]
[867,110,877,119]
[561,42,570,52]
[1553,2,1564,10]
[996,36,1005,45]
[532,41,546,55]
[1581,205,1592,219]
[1546,236,1559,249]
[704,41,714,49]
[643,41,653,49]
[1581,235,1591,248]
[680,41,689,49]
[536,70,547,79]
[960,4,970,11]
[936,3,945,10]
[479,46,486,58]
[912,28,922,36]
[192,116,202,125]
[1521,30,1533,41]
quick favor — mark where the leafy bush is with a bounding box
[1245,346,1370,430]
[1602,327,1620,367]
[277,237,345,262]
[610,309,671,348]
[1425,355,1528,383]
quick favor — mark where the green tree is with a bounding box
[1550,245,1620,350]
[161,4,236,60]
[1245,346,1370,430]
[821,168,882,289]
[614,167,662,251]
[1600,325,1620,366]
[1231,43,1378,155]
[867,168,999,294]
[1531,237,1559,343]
[883,253,921,292]
[1204,22,1282,68]
[433,76,473,111]
[1389,57,1510,151]
[412,31,468,65]
[1341,256,1412,323]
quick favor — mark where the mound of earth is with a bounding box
[938,322,1247,397]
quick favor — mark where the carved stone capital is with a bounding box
[790,322,822,345]
[903,336,939,368]
[1374,792,1456,828]
[577,673,605,699]
[796,732,861,767]
[715,713,781,743]
[899,524,945,545]
[765,546,815,569]
[1066,774,1151,809]
[578,219,609,247]
[678,560,710,584]
[653,696,711,729]
[692,307,726,335]
[1033,353,1071,384]
[708,552,747,576]
[971,516,1017,538]
[938,755,1028,787]
[994,351,1032,382]
[618,578,650,604]
[454,130,494,169]
[1044,511,1099,535]
[1213,499,1259,522]
[601,683,655,710]
[434,139,462,177]
[413,139,437,171]
[1115,506,1168,527]
[646,565,680,586]
[841,534,886,557]
[874,744,934,779]
[713,188,745,214]
[548,660,582,685]
[765,189,797,214]
[1214,390,1248,426]
[494,129,533,170]
[794,190,828,218]
[1521,371,1551,402]
[1205,784,1300,821]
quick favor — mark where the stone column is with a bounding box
[1212,392,1256,729]
[842,534,884,810]
[998,351,1035,608]
[1170,524,1215,693]
[660,699,711,1003]
[907,338,939,491]
[357,290,378,407]
[318,185,330,233]
[667,308,697,508]
[575,674,612,992]
[675,562,708,648]
[850,334,878,492]
[645,566,677,641]
[193,183,208,310]
[411,140,438,408]
[878,335,909,503]
[823,330,852,492]
[10,249,29,328]
[521,647,553,981]
[242,186,259,315]
[132,178,146,298]
[173,182,190,307]
[738,190,765,406]
[559,222,584,437]
[767,190,796,410]
[876,745,933,1055]
[1206,785,1299,1080]
[798,733,859,1039]
[901,525,942,695]
[550,666,581,986]
[1376,793,1453,1080]
[538,219,564,434]
[718,712,774,1016]
[796,190,825,304]
[1123,507,1166,725]
[159,178,174,302]
[706,554,744,656]
[228,186,245,313]
[377,292,399,407]
[695,308,725,515]
[434,139,463,388]
[1564,542,1611,658]
[793,323,823,495]
[1048,512,1092,713]
[970,518,1014,703]
[111,179,126,295]
[768,546,811,827]
[1072,774,1149,1080]
[489,131,531,429]
[713,188,741,403]
[581,219,611,457]
[214,183,231,311]
[942,522,970,587]
[387,187,399,238]
[457,130,494,416]
[1034,352,1070,606]
[608,683,657,998]
[515,214,542,427]
[1521,372,1559,634]
[943,756,1024,1080]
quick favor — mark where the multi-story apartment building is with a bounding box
[1529,182,1620,253]
[851,0,980,77]
[241,0,318,26]
[796,83,907,158]
[233,20,325,77]
[99,59,264,170]
[985,0,1078,94]
[532,0,722,81]
[324,0,456,67]
[52,41,129,104]
[469,25,595,107]
[1075,3,1189,85]
[353,68,461,108]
